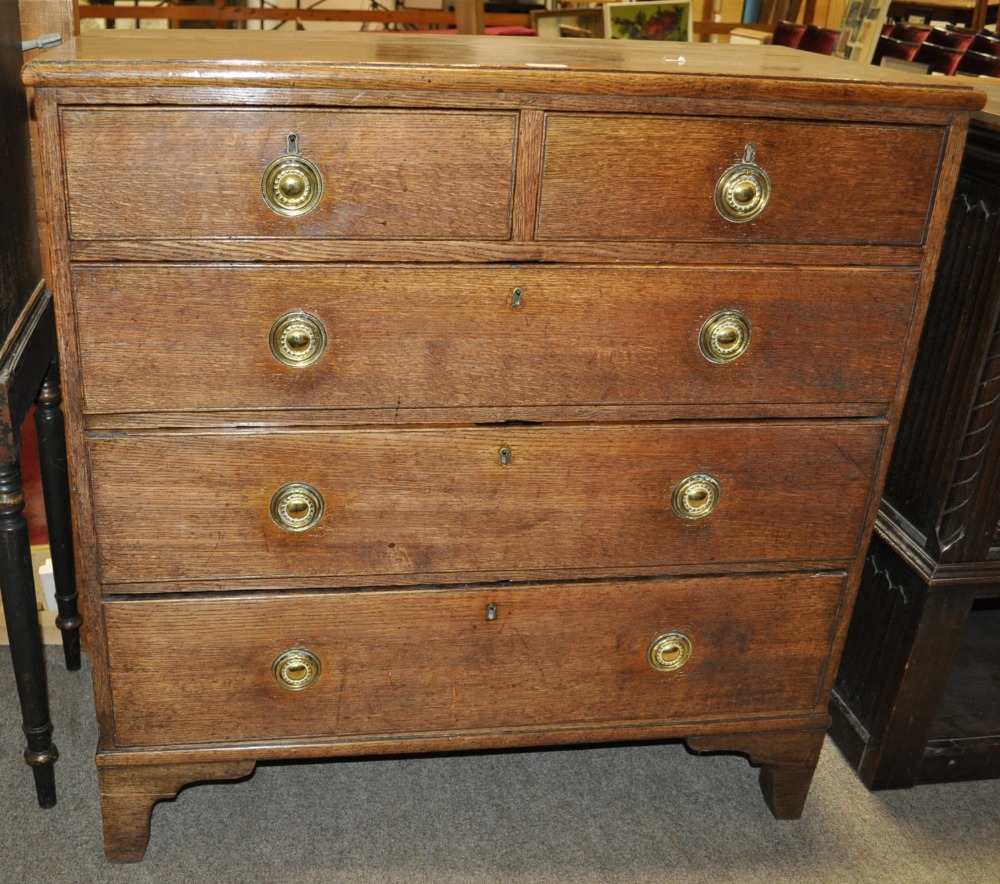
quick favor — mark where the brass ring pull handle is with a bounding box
[715,143,770,223]
[700,310,752,364]
[270,311,327,368]
[262,133,323,217]
[272,648,322,691]
[647,632,693,672]
[270,482,325,533]
[671,473,722,520]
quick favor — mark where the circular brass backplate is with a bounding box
[270,482,325,533]
[715,149,771,224]
[647,632,693,672]
[272,648,322,691]
[700,310,752,364]
[269,311,327,368]
[671,473,722,521]
[262,154,324,217]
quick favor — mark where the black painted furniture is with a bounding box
[831,81,1000,789]
[0,0,80,808]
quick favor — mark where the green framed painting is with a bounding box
[603,1,692,42]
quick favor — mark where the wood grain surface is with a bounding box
[102,573,845,747]
[537,116,943,244]
[60,108,516,241]
[87,422,884,585]
[21,31,986,114]
[71,264,920,416]
[23,31,980,854]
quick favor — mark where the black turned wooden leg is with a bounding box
[33,362,81,671]
[0,459,57,807]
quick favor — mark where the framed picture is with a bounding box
[833,0,892,64]
[531,8,605,38]
[603,1,692,42]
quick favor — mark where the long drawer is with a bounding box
[102,573,846,747]
[88,422,884,585]
[538,115,943,244]
[73,265,919,416]
[59,108,517,240]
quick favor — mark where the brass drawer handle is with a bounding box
[270,482,325,532]
[262,133,323,217]
[671,473,721,520]
[647,632,693,672]
[715,143,770,223]
[272,648,322,691]
[270,311,327,368]
[700,310,752,364]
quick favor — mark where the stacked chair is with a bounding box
[772,21,842,55]
[957,28,1000,76]
[873,22,1000,77]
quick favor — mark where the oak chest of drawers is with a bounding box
[24,31,982,861]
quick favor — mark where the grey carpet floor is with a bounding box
[1,647,998,883]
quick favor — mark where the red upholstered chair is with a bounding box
[926,27,975,52]
[484,26,537,35]
[873,36,923,66]
[957,49,1000,77]
[772,20,807,48]
[797,25,840,55]
[914,41,966,76]
[971,31,1000,56]
[888,23,933,44]
[943,24,978,39]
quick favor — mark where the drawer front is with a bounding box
[537,115,943,244]
[103,573,845,747]
[60,108,516,240]
[88,423,884,585]
[73,265,918,415]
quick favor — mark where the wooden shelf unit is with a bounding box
[75,0,783,41]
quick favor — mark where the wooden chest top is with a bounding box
[21,30,986,110]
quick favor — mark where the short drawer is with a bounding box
[537,115,943,244]
[72,265,918,416]
[59,108,516,240]
[102,573,846,747]
[88,422,884,585]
